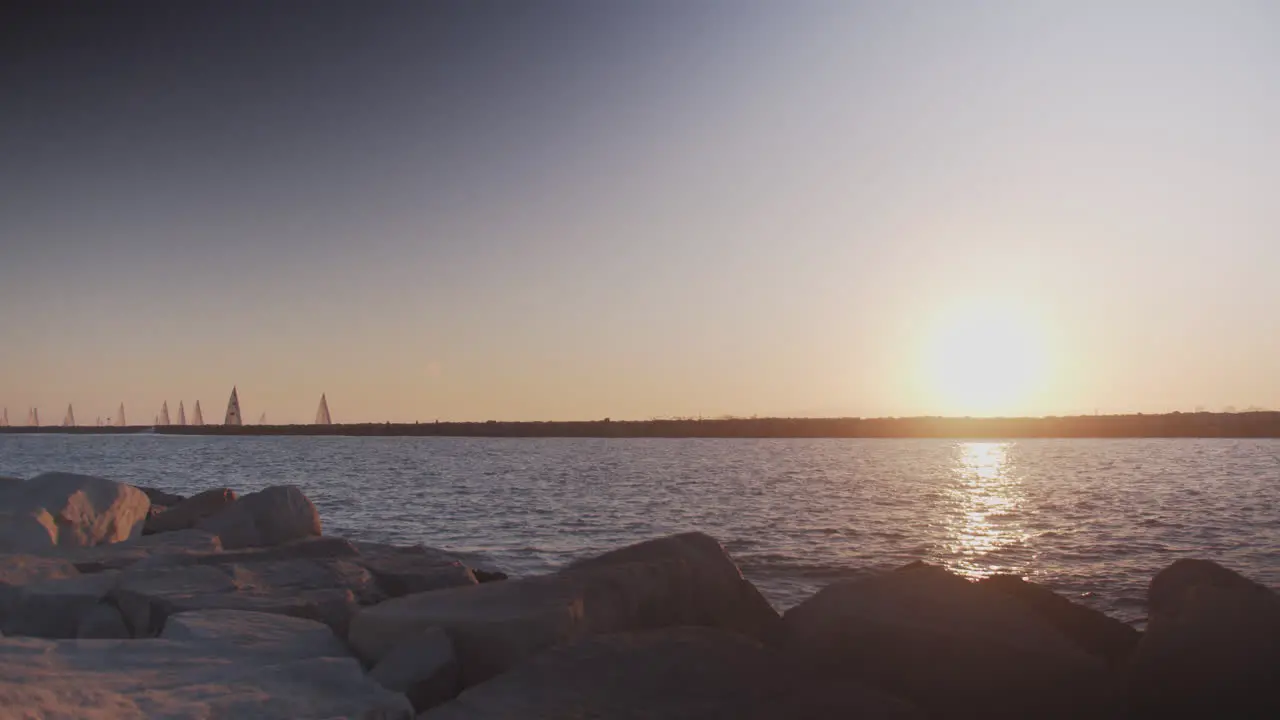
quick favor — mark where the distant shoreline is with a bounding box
[4,411,1280,438]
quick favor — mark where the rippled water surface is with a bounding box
[2,435,1277,622]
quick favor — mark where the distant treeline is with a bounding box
[6,412,1280,438]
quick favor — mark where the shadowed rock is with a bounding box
[196,485,321,549]
[1,571,120,638]
[144,488,237,535]
[59,529,223,573]
[370,627,459,713]
[978,574,1140,665]
[349,532,780,686]
[75,602,130,639]
[135,486,185,507]
[1128,559,1280,718]
[781,565,1121,719]
[0,610,412,718]
[353,543,477,597]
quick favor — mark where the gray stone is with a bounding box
[0,611,413,718]
[1,571,120,638]
[355,543,478,597]
[60,529,223,572]
[196,485,321,549]
[134,486,185,507]
[144,488,237,534]
[423,627,778,720]
[781,565,1120,719]
[370,627,459,712]
[1128,560,1280,718]
[350,532,780,686]
[76,603,131,639]
[978,574,1140,666]
[113,557,381,637]
[0,553,81,624]
[161,608,351,658]
[0,472,151,551]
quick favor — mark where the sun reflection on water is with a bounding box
[940,442,1031,578]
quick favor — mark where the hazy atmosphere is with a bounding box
[4,1,1279,423]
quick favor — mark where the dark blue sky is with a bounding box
[3,1,1279,423]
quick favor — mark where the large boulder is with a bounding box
[0,472,150,552]
[354,543,478,597]
[75,602,131,639]
[1,571,120,638]
[58,529,223,573]
[144,488,237,535]
[0,610,413,718]
[978,574,1140,666]
[1128,560,1280,718]
[196,485,321,549]
[423,627,776,719]
[113,557,382,637]
[349,532,780,685]
[780,564,1120,719]
[134,486,185,507]
[369,627,460,712]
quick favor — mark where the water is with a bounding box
[2,435,1278,623]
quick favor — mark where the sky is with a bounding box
[2,1,1279,424]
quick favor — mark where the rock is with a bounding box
[355,543,478,597]
[0,611,413,718]
[978,574,1140,665]
[350,532,780,685]
[196,485,321,549]
[144,488,237,534]
[742,676,925,720]
[1,571,120,638]
[135,486,185,507]
[473,569,507,583]
[60,529,223,572]
[113,557,381,637]
[161,608,351,659]
[370,627,459,712]
[563,531,781,642]
[1148,558,1272,617]
[1128,560,1280,718]
[0,554,81,623]
[0,473,152,554]
[423,627,776,719]
[75,602,131,638]
[781,565,1120,719]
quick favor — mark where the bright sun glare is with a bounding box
[922,303,1048,416]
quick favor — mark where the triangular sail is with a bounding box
[258,412,267,425]
[224,387,242,426]
[177,402,187,426]
[159,401,171,426]
[192,401,204,426]
[117,403,126,427]
[1,408,8,427]
[63,404,75,427]
[315,394,331,425]
[28,408,39,427]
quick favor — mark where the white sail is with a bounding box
[258,412,267,425]
[63,404,75,428]
[224,387,242,426]
[1,408,7,427]
[117,403,126,427]
[177,401,187,426]
[28,408,39,427]
[159,401,171,426]
[315,394,331,425]
[192,401,204,426]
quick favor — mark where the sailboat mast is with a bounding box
[224,387,242,427]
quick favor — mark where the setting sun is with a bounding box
[921,302,1049,417]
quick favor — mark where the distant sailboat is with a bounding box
[315,394,332,425]
[177,401,187,426]
[192,401,204,426]
[28,408,39,427]
[224,387,242,427]
[159,401,171,426]
[63,404,75,428]
[116,403,126,428]
[1,408,8,427]
[258,412,267,425]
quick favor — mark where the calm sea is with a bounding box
[2,435,1277,623]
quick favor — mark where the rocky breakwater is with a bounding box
[0,470,1276,719]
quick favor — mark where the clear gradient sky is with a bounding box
[2,1,1279,424]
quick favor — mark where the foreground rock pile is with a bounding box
[1,471,1276,718]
